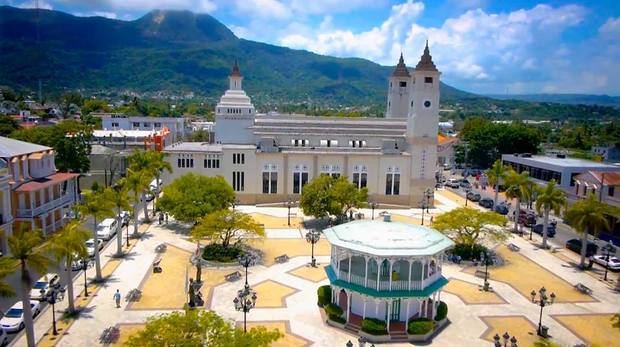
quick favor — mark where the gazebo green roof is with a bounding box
[322,219,454,257]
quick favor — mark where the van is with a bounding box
[96,218,119,241]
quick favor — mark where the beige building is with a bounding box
[164,44,441,207]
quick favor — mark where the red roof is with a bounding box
[575,171,620,186]
[15,173,80,192]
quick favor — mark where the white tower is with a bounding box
[407,42,440,206]
[385,53,412,118]
[214,61,256,144]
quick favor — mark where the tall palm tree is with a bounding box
[486,159,507,207]
[144,151,172,207]
[128,150,172,221]
[0,257,16,297]
[504,169,533,233]
[77,190,115,281]
[48,221,90,313]
[109,180,131,257]
[565,193,617,268]
[125,169,151,236]
[8,229,51,347]
[535,180,566,250]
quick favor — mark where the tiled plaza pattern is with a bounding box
[242,321,312,347]
[12,199,620,347]
[443,279,506,305]
[288,264,328,282]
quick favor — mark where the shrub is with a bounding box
[328,314,346,324]
[434,301,448,321]
[324,303,343,318]
[361,318,388,335]
[317,285,331,307]
[202,243,243,263]
[407,317,435,335]
[450,243,488,261]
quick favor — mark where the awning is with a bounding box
[15,173,80,192]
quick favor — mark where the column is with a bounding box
[431,293,436,319]
[336,288,340,305]
[388,259,393,291]
[348,255,352,282]
[438,290,441,303]
[50,210,55,232]
[407,260,412,290]
[48,186,53,203]
[421,257,425,288]
[362,299,367,319]
[376,258,381,290]
[346,291,352,322]
[418,300,423,318]
[29,191,34,211]
[364,256,369,287]
[386,299,391,332]
[331,287,336,304]
[406,299,410,327]
[40,215,47,237]
[335,248,340,271]
[375,299,379,317]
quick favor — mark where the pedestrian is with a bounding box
[113,289,121,308]
[165,213,169,224]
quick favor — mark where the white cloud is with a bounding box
[232,0,290,19]
[599,17,620,39]
[16,0,53,9]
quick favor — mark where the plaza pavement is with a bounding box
[11,196,620,347]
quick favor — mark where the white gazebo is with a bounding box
[323,214,454,336]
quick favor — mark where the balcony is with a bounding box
[16,194,74,218]
[335,266,432,292]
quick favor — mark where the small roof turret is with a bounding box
[391,52,411,77]
[230,59,241,77]
[415,40,438,72]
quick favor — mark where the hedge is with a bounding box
[450,243,488,261]
[324,303,343,318]
[407,317,435,335]
[202,243,243,263]
[317,285,331,307]
[329,314,346,324]
[361,318,388,335]
[434,301,448,321]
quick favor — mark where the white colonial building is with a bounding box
[324,216,453,336]
[163,44,441,207]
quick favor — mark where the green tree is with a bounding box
[432,207,508,250]
[124,169,151,236]
[535,180,566,249]
[0,115,20,136]
[123,309,282,347]
[110,180,131,257]
[504,169,533,233]
[486,159,507,207]
[127,150,172,221]
[612,313,620,330]
[7,229,51,347]
[300,175,367,220]
[81,99,109,115]
[565,193,617,268]
[77,189,115,281]
[48,221,90,313]
[186,129,211,142]
[193,209,265,249]
[0,258,15,297]
[59,91,83,118]
[158,173,235,224]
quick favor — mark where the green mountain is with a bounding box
[0,6,475,106]
[487,94,620,107]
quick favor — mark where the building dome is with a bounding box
[323,219,454,257]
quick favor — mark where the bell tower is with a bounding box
[407,41,440,206]
[386,53,412,119]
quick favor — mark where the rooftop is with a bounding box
[575,171,620,186]
[93,129,163,138]
[323,219,454,257]
[0,136,51,158]
[164,142,255,152]
[503,154,620,169]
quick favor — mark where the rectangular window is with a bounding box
[386,173,400,195]
[112,122,119,127]
[424,77,433,83]
[393,173,400,195]
[215,159,220,168]
[154,122,161,127]
[232,171,245,192]
[386,174,392,195]
[609,186,615,197]
[177,158,182,168]
[189,159,194,168]
[262,172,278,194]
[399,81,407,87]
[353,173,360,187]
[360,173,367,188]
[132,122,140,127]
[262,172,270,194]
[293,172,309,194]
[233,154,236,164]
[241,154,245,164]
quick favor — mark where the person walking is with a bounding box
[113,289,121,308]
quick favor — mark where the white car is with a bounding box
[0,301,41,333]
[29,273,60,300]
[96,218,119,241]
[86,239,104,257]
[591,254,620,271]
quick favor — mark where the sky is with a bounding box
[3,0,620,95]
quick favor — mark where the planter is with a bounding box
[358,331,391,343]
[326,318,346,330]
[407,317,448,343]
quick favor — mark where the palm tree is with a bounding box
[486,159,507,207]
[504,169,533,233]
[0,257,16,298]
[535,180,566,249]
[48,221,90,313]
[143,150,172,207]
[128,150,172,220]
[125,169,151,236]
[8,229,51,347]
[77,190,115,281]
[109,180,131,257]
[565,193,617,268]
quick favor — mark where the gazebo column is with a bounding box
[346,291,352,322]
[348,256,352,282]
[388,259,393,291]
[364,256,369,287]
[386,299,391,332]
[376,257,380,290]
[418,300,423,318]
[420,257,426,288]
[405,299,411,327]
[375,299,379,317]
[407,260,412,290]
[362,299,367,319]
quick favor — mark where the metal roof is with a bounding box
[0,136,51,158]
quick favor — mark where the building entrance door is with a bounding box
[390,299,401,321]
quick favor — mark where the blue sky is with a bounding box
[3,0,620,95]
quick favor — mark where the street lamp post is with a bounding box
[81,258,89,297]
[493,332,518,347]
[234,254,258,333]
[285,198,294,226]
[42,285,64,336]
[530,287,556,337]
[601,240,616,281]
[305,229,321,267]
[370,202,378,220]
[420,189,433,225]
[480,250,490,291]
[126,219,130,247]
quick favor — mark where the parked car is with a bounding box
[459,179,472,189]
[0,327,7,345]
[495,203,510,215]
[30,273,60,300]
[565,239,599,257]
[518,210,537,227]
[446,179,460,189]
[466,191,481,202]
[478,198,494,209]
[0,301,41,333]
[590,254,620,271]
[86,239,104,257]
[96,218,119,241]
[532,223,556,238]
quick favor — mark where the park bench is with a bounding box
[225,271,242,282]
[99,326,120,344]
[507,243,520,252]
[155,243,167,253]
[125,288,142,302]
[275,254,289,263]
[574,283,592,295]
[152,258,162,273]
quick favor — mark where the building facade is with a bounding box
[164,45,440,207]
[97,113,187,142]
[573,171,620,206]
[323,216,453,339]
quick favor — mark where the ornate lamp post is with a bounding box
[285,197,294,226]
[234,254,258,333]
[346,341,353,347]
[305,229,321,267]
[369,202,378,220]
[41,285,64,336]
[531,287,556,337]
[480,250,490,291]
[493,332,518,347]
[601,240,616,281]
[420,188,433,225]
